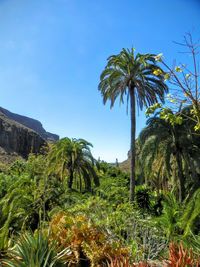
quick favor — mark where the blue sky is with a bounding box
[0,0,200,162]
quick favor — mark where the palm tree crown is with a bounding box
[47,138,99,191]
[138,109,200,201]
[99,48,168,201]
[99,48,168,109]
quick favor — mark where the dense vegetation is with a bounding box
[0,34,200,266]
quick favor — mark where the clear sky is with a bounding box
[0,0,200,162]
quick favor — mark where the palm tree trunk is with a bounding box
[68,169,73,189]
[130,86,136,202]
[175,151,185,202]
[172,131,185,202]
[43,175,47,221]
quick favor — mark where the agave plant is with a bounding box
[164,242,200,267]
[2,231,65,267]
[107,256,151,267]
[107,256,132,267]
[49,211,129,267]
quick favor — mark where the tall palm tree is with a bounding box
[138,110,200,201]
[47,138,99,191]
[98,48,168,201]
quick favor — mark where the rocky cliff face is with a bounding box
[0,107,59,142]
[0,111,46,159]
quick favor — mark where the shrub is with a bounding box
[2,231,65,267]
[49,211,129,266]
[164,242,200,267]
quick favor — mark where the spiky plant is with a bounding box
[165,242,200,267]
[156,193,181,240]
[180,188,200,236]
[2,231,65,267]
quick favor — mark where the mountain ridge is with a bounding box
[0,107,59,163]
[0,107,59,142]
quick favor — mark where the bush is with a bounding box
[49,211,129,266]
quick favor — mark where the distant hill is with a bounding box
[119,142,140,173]
[0,107,59,142]
[0,107,59,163]
[119,156,130,173]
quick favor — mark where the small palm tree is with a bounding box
[47,138,99,191]
[98,48,168,201]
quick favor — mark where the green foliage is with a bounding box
[8,159,26,176]
[180,188,200,236]
[135,186,151,212]
[0,174,40,233]
[66,196,167,261]
[145,103,162,117]
[1,39,200,264]
[0,174,17,198]
[47,137,99,191]
[138,108,200,201]
[0,122,199,265]
[156,193,182,239]
[135,186,163,216]
[98,48,168,110]
[3,231,65,267]
[26,154,47,179]
[148,192,200,257]
[97,170,129,204]
[0,149,199,262]
[160,108,183,126]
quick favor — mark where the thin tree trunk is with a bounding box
[79,176,82,192]
[172,131,185,202]
[43,175,47,221]
[68,169,73,189]
[129,86,136,202]
[175,151,185,202]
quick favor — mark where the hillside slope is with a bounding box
[0,111,47,160]
[0,107,59,142]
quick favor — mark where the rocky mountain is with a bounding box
[0,107,59,161]
[0,107,59,142]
